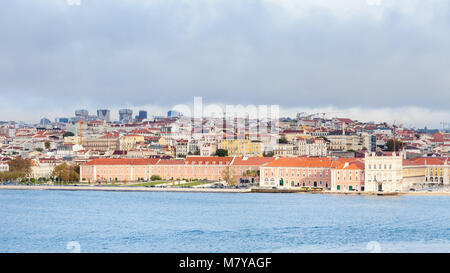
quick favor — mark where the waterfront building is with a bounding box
[403,157,449,186]
[29,158,60,179]
[424,158,449,185]
[79,156,274,183]
[330,160,365,191]
[80,158,160,183]
[231,156,275,183]
[364,152,404,192]
[402,159,427,188]
[259,157,347,189]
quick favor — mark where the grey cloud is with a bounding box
[0,0,449,122]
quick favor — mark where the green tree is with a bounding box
[278,137,288,144]
[150,175,162,181]
[44,141,51,149]
[386,139,404,152]
[63,131,75,137]
[216,149,228,157]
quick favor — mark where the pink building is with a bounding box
[80,158,159,183]
[80,156,275,183]
[330,160,365,191]
[260,157,363,190]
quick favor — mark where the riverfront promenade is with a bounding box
[0,184,251,193]
[1,185,450,196]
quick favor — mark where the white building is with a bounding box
[364,152,404,192]
[297,138,328,156]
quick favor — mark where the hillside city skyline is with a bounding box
[2,105,448,131]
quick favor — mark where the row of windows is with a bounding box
[367,164,392,170]
[264,178,328,187]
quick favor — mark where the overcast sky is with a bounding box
[0,0,449,128]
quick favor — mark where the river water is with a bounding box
[1,190,449,252]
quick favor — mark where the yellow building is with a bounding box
[218,139,264,157]
[402,165,426,188]
[119,135,145,151]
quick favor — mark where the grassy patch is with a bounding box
[128,181,171,187]
[172,181,212,188]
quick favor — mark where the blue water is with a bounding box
[0,189,449,253]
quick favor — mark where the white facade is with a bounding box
[297,139,327,156]
[364,152,404,192]
[30,164,55,179]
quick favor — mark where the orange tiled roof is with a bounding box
[185,156,233,165]
[265,157,359,168]
[334,160,364,170]
[157,159,185,165]
[407,157,448,166]
[231,157,276,166]
[83,158,160,166]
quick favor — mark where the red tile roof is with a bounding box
[334,160,364,170]
[407,157,449,166]
[83,158,160,166]
[231,157,276,166]
[185,156,233,165]
[264,157,359,168]
[157,159,185,165]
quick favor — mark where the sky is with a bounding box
[0,0,449,128]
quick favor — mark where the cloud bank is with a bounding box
[0,0,449,127]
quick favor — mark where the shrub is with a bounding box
[150,175,162,181]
